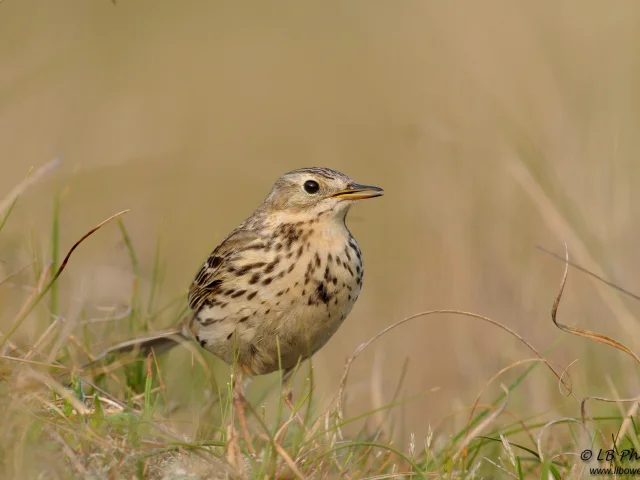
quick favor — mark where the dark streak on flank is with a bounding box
[240,262,267,274]
[241,243,265,252]
[324,266,331,281]
[349,241,360,258]
[264,256,281,274]
[309,281,331,306]
[198,317,219,326]
[207,256,222,269]
[205,278,223,290]
[320,282,332,304]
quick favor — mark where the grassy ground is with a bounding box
[2,164,640,479]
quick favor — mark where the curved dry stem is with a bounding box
[258,433,306,480]
[581,395,640,425]
[336,309,569,426]
[552,244,640,365]
[538,245,640,303]
[50,209,130,287]
[451,384,510,465]
[558,358,578,397]
[466,358,547,446]
[551,244,640,445]
[0,209,130,350]
[536,417,590,463]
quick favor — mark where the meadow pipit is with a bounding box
[90,167,382,440]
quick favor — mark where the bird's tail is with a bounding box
[83,327,189,370]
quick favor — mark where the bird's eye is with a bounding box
[303,180,320,194]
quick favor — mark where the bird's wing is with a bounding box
[187,228,266,311]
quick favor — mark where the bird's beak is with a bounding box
[331,183,384,200]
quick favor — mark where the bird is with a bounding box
[87,167,382,443]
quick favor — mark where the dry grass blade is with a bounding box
[538,245,640,303]
[0,262,52,357]
[336,309,569,426]
[466,359,545,446]
[451,384,510,465]
[361,474,420,480]
[535,418,589,463]
[552,244,640,366]
[19,369,90,415]
[580,395,640,425]
[0,209,130,350]
[0,356,69,370]
[510,158,639,343]
[261,433,306,480]
[10,262,52,324]
[47,209,130,287]
[45,426,89,475]
[0,158,60,218]
[23,313,64,361]
[550,243,640,449]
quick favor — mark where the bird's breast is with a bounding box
[191,219,365,373]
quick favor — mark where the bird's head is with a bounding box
[261,167,383,220]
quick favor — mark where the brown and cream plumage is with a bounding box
[90,167,382,378]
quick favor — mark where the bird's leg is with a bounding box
[232,367,254,454]
[281,367,307,428]
[281,367,295,402]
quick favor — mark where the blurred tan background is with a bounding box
[3,0,640,440]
